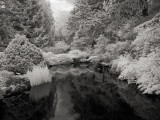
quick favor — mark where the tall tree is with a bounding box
[67,0,108,45]
[0,0,15,51]
[0,0,55,51]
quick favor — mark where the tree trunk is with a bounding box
[140,0,148,17]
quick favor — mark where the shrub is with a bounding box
[88,56,100,63]
[52,42,70,54]
[54,54,73,64]
[111,55,137,83]
[42,52,59,65]
[137,66,160,94]
[132,27,160,57]
[68,49,90,59]
[42,52,73,66]
[114,51,160,94]
[1,34,43,74]
[94,34,110,54]
[119,61,137,84]
[111,55,132,73]
[102,52,118,63]
[43,49,90,66]
[55,41,70,51]
[42,52,54,60]
[106,41,130,56]
[94,38,130,63]
[43,41,70,54]
[135,52,160,94]
[71,37,89,51]
[26,66,52,86]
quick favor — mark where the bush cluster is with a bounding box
[1,34,43,74]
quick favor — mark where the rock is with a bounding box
[0,73,31,98]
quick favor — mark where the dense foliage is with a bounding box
[1,0,160,95]
[65,0,160,94]
[66,0,151,46]
[0,34,43,74]
[0,0,55,51]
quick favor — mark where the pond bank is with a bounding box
[0,72,30,100]
[0,77,57,120]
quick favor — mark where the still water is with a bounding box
[0,65,160,120]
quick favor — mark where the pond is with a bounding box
[0,65,160,120]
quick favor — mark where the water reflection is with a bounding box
[70,83,142,120]
[53,67,160,120]
[1,66,160,120]
[53,71,140,120]
[54,80,76,120]
[30,83,52,101]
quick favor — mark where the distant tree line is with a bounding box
[66,0,152,49]
[0,0,55,51]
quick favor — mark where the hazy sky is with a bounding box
[49,0,74,18]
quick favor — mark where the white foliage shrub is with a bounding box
[26,66,52,86]
[111,55,132,73]
[133,27,160,56]
[113,51,160,94]
[137,67,160,94]
[88,56,100,63]
[55,54,73,64]
[42,52,54,59]
[42,49,90,66]
[42,52,73,65]
[119,61,137,84]
[68,49,89,59]
[135,52,160,94]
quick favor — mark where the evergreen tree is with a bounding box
[0,0,15,51]
[0,0,55,50]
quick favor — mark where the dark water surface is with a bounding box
[0,65,160,120]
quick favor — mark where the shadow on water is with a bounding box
[0,78,57,120]
[0,65,160,120]
[52,65,160,120]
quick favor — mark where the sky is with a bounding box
[49,0,75,32]
[49,0,74,18]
